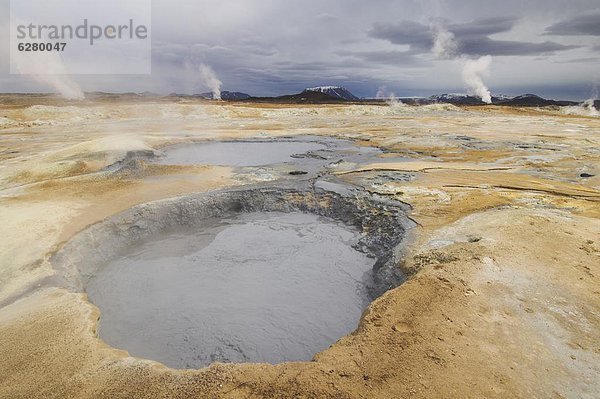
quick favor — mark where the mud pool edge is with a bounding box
[51,183,415,302]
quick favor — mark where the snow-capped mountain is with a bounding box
[429,93,469,101]
[303,86,359,101]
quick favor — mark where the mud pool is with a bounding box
[86,211,376,369]
[156,141,328,166]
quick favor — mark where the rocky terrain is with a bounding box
[0,96,598,398]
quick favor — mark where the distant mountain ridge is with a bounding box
[163,88,596,109]
[303,86,359,101]
[201,91,251,100]
[497,94,576,107]
[239,86,360,103]
[427,93,581,107]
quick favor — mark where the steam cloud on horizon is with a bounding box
[4,16,84,100]
[431,22,492,103]
[198,63,222,100]
[11,52,85,100]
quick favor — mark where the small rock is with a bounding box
[392,323,410,333]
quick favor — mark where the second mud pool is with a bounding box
[87,211,375,369]
[156,140,327,166]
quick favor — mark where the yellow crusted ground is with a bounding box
[0,98,598,398]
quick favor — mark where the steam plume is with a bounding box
[376,86,404,107]
[584,84,599,116]
[430,23,493,104]
[461,56,492,104]
[8,18,84,100]
[35,75,85,100]
[11,49,84,100]
[198,64,222,100]
[579,98,599,116]
[27,62,85,100]
[375,86,387,99]
[431,24,458,59]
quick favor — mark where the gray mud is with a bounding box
[157,141,327,166]
[107,136,413,182]
[152,136,413,176]
[52,186,413,296]
[87,212,375,368]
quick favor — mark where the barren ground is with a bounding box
[0,98,598,398]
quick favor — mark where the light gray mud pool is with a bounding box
[113,136,418,179]
[157,141,327,166]
[86,211,375,369]
[150,136,415,175]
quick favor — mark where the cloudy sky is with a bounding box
[1,0,599,99]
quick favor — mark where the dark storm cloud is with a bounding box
[446,16,516,36]
[369,21,433,50]
[369,16,580,56]
[368,17,519,51]
[544,12,600,36]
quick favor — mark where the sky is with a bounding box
[1,0,599,100]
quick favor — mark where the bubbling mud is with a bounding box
[87,211,375,368]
